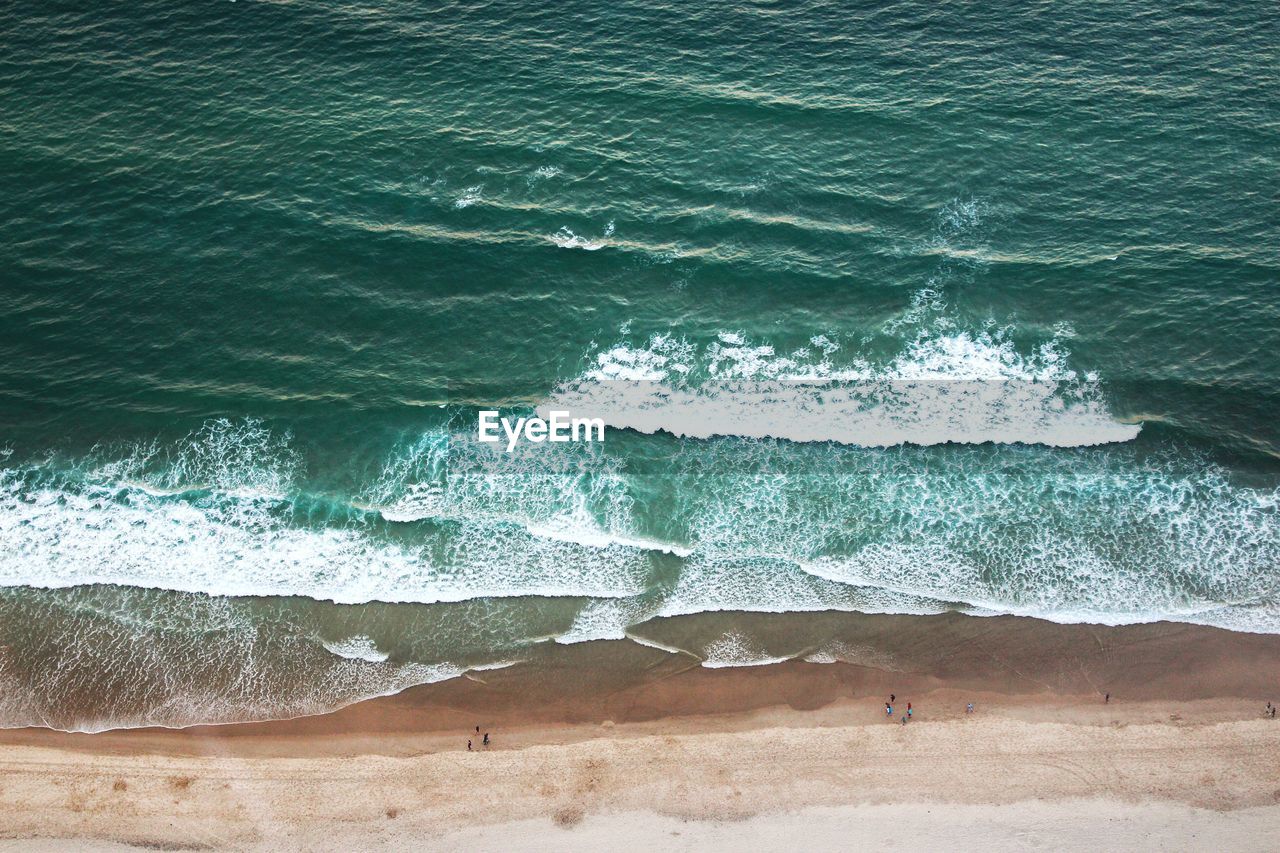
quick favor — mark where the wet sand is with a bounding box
[2,613,1279,849]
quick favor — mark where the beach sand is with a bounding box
[2,614,1279,850]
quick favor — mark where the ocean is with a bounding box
[1,0,1277,730]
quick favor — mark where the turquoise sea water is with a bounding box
[1,1,1278,729]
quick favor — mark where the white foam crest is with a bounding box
[89,418,300,497]
[453,186,482,208]
[550,219,614,250]
[556,597,656,644]
[370,428,684,555]
[468,660,520,673]
[322,635,389,663]
[700,631,793,668]
[525,502,693,557]
[655,553,954,620]
[657,442,1280,633]
[0,468,649,606]
[550,328,1139,448]
[802,641,902,670]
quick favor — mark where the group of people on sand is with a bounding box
[882,693,976,723]
[466,725,492,751]
[883,693,917,724]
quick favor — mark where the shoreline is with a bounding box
[10,609,1280,740]
[2,613,1280,848]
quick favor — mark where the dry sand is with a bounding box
[2,693,1279,850]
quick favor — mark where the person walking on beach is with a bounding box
[907,704,912,719]
[1105,693,1110,703]
[467,739,472,751]
[966,702,974,714]
[890,694,895,704]
[483,732,490,746]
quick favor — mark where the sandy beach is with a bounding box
[2,614,1280,850]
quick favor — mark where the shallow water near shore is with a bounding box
[1,0,1278,729]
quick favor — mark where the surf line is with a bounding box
[478,410,605,452]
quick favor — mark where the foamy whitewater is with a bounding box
[1,414,1276,633]
[546,326,1141,447]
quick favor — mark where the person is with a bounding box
[467,739,472,751]
[901,714,907,726]
[890,694,895,703]
[483,732,490,746]
[907,705,912,719]
[1105,693,1110,704]
[476,725,481,734]
[966,702,974,714]
[885,702,891,715]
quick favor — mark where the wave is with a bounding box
[525,506,693,557]
[700,631,795,668]
[322,635,390,663]
[0,585,506,732]
[653,439,1280,633]
[546,326,1140,448]
[550,219,614,250]
[1,417,1278,634]
[0,421,655,605]
[556,597,657,644]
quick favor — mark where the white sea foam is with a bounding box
[369,429,685,556]
[550,220,614,250]
[548,327,1140,447]
[526,504,692,557]
[322,635,390,663]
[2,417,1278,636]
[700,631,793,668]
[659,439,1280,633]
[0,422,651,605]
[803,642,901,670]
[556,597,656,644]
[0,479,651,604]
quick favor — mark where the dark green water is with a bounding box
[1,0,1278,729]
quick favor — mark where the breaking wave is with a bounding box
[0,416,1277,637]
[547,326,1140,447]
